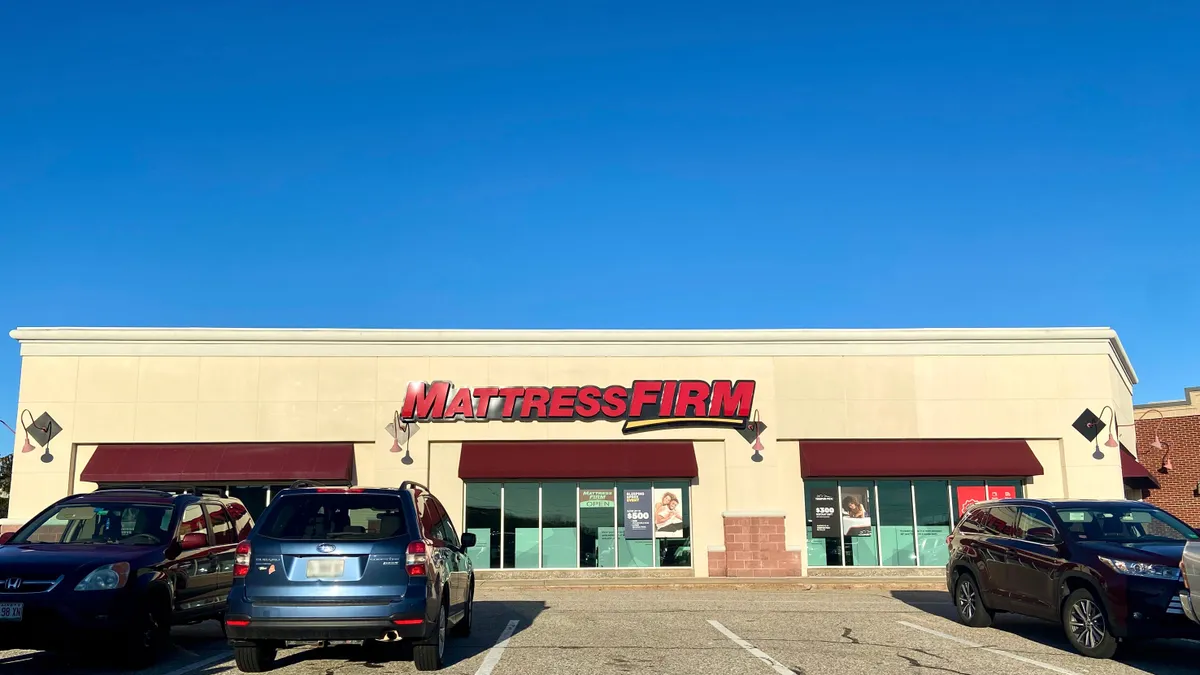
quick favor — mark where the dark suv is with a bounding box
[947,498,1200,658]
[0,488,252,667]
[224,481,476,672]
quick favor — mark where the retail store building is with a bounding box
[1134,387,1200,526]
[7,327,1138,577]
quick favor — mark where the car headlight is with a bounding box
[1098,556,1182,581]
[74,562,131,591]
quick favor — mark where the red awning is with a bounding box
[81,443,355,484]
[1120,444,1159,490]
[459,441,698,480]
[799,439,1044,479]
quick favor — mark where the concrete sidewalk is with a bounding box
[476,575,946,591]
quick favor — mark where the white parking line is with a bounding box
[159,652,232,675]
[475,619,520,675]
[707,620,794,675]
[897,620,1084,675]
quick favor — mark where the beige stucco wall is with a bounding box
[8,327,1137,574]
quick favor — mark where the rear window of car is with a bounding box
[255,493,408,541]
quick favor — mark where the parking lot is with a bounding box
[2,587,1198,675]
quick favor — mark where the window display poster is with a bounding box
[809,488,839,539]
[580,489,615,509]
[653,488,685,538]
[623,489,653,540]
[988,485,1016,501]
[956,486,988,516]
[840,487,873,537]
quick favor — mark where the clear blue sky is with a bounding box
[2,3,1198,450]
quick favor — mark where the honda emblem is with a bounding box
[4,578,21,591]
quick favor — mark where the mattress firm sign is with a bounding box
[400,380,756,434]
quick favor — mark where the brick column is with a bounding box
[717,512,801,577]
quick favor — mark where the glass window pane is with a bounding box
[617,482,654,567]
[205,504,237,546]
[465,483,501,570]
[804,480,841,566]
[541,483,578,568]
[654,482,691,567]
[876,481,915,567]
[951,480,987,523]
[985,482,1020,501]
[840,481,879,566]
[579,482,616,568]
[914,480,951,567]
[229,487,268,521]
[502,482,539,569]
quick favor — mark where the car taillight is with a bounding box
[316,487,365,493]
[406,540,428,577]
[234,540,251,578]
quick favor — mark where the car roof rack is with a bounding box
[288,480,325,489]
[90,487,175,496]
[399,480,429,493]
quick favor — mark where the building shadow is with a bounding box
[889,590,1200,675]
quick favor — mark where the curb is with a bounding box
[477,579,946,592]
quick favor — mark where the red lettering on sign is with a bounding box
[576,385,602,418]
[548,387,578,418]
[658,381,677,416]
[497,387,524,417]
[473,387,499,417]
[402,381,450,420]
[709,380,755,418]
[521,387,551,419]
[629,381,662,418]
[600,385,628,418]
[443,387,475,419]
[674,380,711,417]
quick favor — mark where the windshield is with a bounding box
[1055,505,1199,544]
[11,502,174,546]
[256,493,407,541]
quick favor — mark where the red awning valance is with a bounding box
[81,443,355,484]
[458,441,698,480]
[1120,444,1159,490]
[799,439,1044,479]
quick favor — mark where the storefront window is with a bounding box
[617,482,654,567]
[913,480,951,567]
[654,481,690,567]
[877,480,915,566]
[579,482,616,568]
[839,480,879,566]
[541,483,577,568]
[804,480,841,567]
[502,482,539,569]
[465,482,501,569]
[950,480,987,523]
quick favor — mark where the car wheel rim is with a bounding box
[1069,598,1105,649]
[438,607,446,660]
[957,580,977,621]
[142,610,160,649]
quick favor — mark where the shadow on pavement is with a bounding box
[0,620,230,674]
[890,590,1200,675]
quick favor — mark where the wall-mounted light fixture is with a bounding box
[1136,409,1173,473]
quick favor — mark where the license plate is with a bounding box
[0,603,22,621]
[306,558,345,579]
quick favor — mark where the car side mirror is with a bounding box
[0,532,13,545]
[459,532,477,549]
[180,532,208,551]
[1027,527,1060,545]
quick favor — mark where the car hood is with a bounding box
[0,544,160,578]
[1076,540,1186,566]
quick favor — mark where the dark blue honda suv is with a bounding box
[224,481,475,672]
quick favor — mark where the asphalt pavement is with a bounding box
[2,587,1198,674]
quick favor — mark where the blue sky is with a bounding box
[1,3,1197,449]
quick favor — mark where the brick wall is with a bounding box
[1136,413,1200,526]
[707,515,801,578]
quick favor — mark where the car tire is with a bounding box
[1062,588,1120,659]
[953,572,994,628]
[234,643,278,673]
[413,601,447,671]
[123,596,171,668]
[451,582,473,637]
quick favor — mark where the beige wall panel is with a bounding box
[773,357,845,400]
[137,357,200,402]
[257,401,318,440]
[18,357,79,402]
[258,357,319,402]
[73,402,135,442]
[8,472,69,521]
[199,357,261,402]
[691,440,727,578]
[843,356,916,400]
[488,357,549,387]
[196,402,258,441]
[76,356,140,402]
[426,357,489,387]
[316,402,375,441]
[429,442,464,527]
[772,399,848,440]
[134,402,198,442]
[1024,440,1066,498]
[318,357,377,402]
[846,399,919,438]
[376,357,430,401]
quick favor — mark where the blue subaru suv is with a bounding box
[224,481,475,672]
